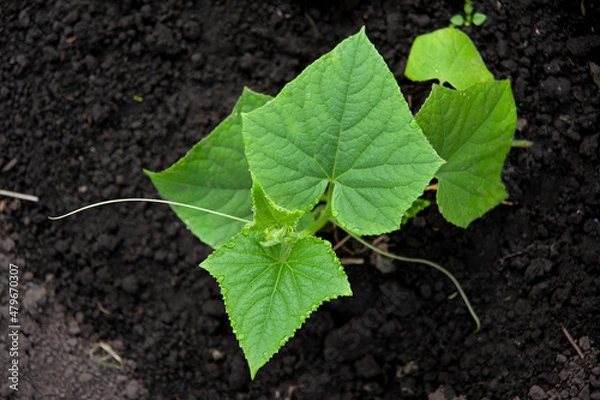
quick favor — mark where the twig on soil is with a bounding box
[371,235,387,247]
[0,189,39,203]
[499,244,534,264]
[340,257,364,265]
[333,227,355,255]
[89,342,123,369]
[560,324,585,359]
[2,158,18,172]
[304,12,319,38]
[97,301,111,315]
[284,384,303,400]
[331,234,351,252]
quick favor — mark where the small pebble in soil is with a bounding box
[428,384,458,400]
[0,237,15,252]
[540,76,571,101]
[23,285,48,313]
[182,20,201,40]
[354,354,381,379]
[68,319,81,336]
[125,379,140,399]
[78,372,93,383]
[121,274,140,294]
[528,385,548,400]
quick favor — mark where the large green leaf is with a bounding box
[243,28,443,235]
[405,27,493,90]
[201,229,352,378]
[416,81,517,227]
[145,88,271,249]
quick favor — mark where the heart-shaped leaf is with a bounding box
[243,28,443,235]
[405,27,493,90]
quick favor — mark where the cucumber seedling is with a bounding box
[450,0,487,27]
[53,27,519,378]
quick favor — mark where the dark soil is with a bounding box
[1,0,599,399]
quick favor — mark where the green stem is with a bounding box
[299,182,336,238]
[347,231,481,333]
[299,207,331,238]
[511,139,533,148]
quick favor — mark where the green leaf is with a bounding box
[405,27,494,90]
[251,176,304,233]
[415,81,517,227]
[464,2,474,15]
[243,27,443,235]
[450,14,465,26]
[472,12,487,26]
[201,229,352,378]
[250,177,305,246]
[146,88,271,249]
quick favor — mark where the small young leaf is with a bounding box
[405,27,494,90]
[464,2,474,15]
[243,27,443,235]
[472,12,487,26]
[201,229,352,378]
[416,81,517,227]
[251,176,304,232]
[146,88,271,249]
[250,177,305,246]
[450,14,465,26]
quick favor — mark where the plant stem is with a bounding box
[511,139,533,148]
[48,198,252,223]
[299,182,335,238]
[299,207,331,238]
[347,231,481,333]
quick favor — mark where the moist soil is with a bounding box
[1,0,599,399]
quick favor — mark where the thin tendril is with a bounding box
[48,198,252,224]
[347,231,481,333]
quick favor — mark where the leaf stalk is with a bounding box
[511,139,533,148]
[299,207,332,238]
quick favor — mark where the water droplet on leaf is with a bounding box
[278,336,289,347]
[300,312,311,321]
